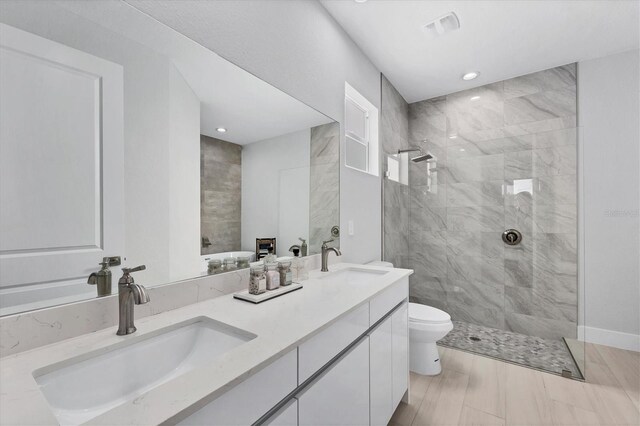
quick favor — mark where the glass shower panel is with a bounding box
[381,68,583,380]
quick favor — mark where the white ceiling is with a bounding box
[321,0,640,103]
[59,0,331,144]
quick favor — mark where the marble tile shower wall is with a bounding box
[407,64,578,340]
[200,135,242,255]
[381,75,410,268]
[309,123,340,253]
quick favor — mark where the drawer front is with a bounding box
[297,337,370,426]
[178,350,297,425]
[298,302,369,383]
[370,277,409,325]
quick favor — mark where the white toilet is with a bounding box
[367,261,454,376]
[408,302,453,375]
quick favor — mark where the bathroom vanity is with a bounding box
[0,263,411,425]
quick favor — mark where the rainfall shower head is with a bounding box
[410,153,433,163]
[396,147,433,163]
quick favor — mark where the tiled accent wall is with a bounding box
[200,135,242,255]
[309,122,340,254]
[381,75,410,268]
[407,64,578,340]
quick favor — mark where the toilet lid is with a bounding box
[409,302,451,324]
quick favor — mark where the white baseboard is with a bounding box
[578,326,640,352]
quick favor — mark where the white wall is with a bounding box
[128,0,384,264]
[578,49,640,351]
[242,130,310,257]
[169,65,201,282]
[0,1,201,287]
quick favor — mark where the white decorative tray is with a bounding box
[233,283,303,304]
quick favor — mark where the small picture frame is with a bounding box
[256,238,276,260]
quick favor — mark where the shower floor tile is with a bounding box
[438,320,584,380]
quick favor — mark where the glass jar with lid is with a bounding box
[237,256,251,269]
[208,259,222,275]
[223,257,237,272]
[278,260,292,286]
[265,262,280,290]
[249,265,266,295]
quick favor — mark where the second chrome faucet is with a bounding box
[321,239,341,272]
[117,265,150,336]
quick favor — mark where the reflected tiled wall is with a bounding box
[408,64,578,340]
[309,122,340,253]
[200,135,242,255]
[381,75,410,268]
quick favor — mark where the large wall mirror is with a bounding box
[0,0,339,316]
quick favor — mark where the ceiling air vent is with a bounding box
[422,12,460,38]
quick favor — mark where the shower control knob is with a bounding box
[502,229,523,245]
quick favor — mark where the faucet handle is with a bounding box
[322,238,335,247]
[119,265,146,285]
[122,265,146,274]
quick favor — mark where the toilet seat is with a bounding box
[409,302,451,324]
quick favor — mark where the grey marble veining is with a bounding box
[533,127,577,148]
[446,180,504,207]
[446,153,505,183]
[381,76,411,266]
[504,85,577,126]
[398,64,578,351]
[503,64,576,99]
[409,97,447,147]
[309,122,340,254]
[446,231,504,259]
[505,145,577,179]
[200,135,242,255]
[448,134,534,158]
[505,285,577,323]
[447,254,505,289]
[503,115,576,139]
[505,312,577,340]
[447,206,504,232]
[411,183,446,208]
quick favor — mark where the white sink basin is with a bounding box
[33,317,256,425]
[318,267,389,285]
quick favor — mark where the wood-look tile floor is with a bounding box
[390,344,640,426]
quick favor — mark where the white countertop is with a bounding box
[0,263,412,426]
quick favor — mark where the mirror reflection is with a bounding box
[0,1,339,316]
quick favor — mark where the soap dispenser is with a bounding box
[87,256,121,297]
[299,237,308,257]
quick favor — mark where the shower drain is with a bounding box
[469,336,481,342]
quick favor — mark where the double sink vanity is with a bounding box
[0,264,412,425]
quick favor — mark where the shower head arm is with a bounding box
[397,146,423,154]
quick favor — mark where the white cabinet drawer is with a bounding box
[298,302,369,383]
[370,277,408,325]
[369,316,394,426]
[297,337,369,426]
[178,350,297,425]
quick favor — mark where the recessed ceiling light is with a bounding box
[470,96,481,101]
[449,134,458,139]
[216,127,227,133]
[354,0,368,3]
[462,72,480,81]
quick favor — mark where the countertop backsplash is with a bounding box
[0,254,329,357]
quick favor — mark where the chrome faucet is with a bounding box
[321,239,341,272]
[116,265,150,336]
[289,244,301,252]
